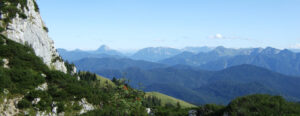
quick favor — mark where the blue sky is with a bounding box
[37,0,300,51]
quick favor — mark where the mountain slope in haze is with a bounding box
[94,66,212,89]
[92,45,123,55]
[159,46,259,66]
[200,48,300,76]
[57,46,124,62]
[91,64,300,104]
[160,46,300,76]
[291,49,300,53]
[131,47,182,62]
[74,57,167,71]
[182,46,214,53]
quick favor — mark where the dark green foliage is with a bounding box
[0,26,4,33]
[151,106,189,116]
[0,58,3,66]
[0,34,147,114]
[0,35,46,94]
[0,0,29,27]
[33,0,39,12]
[165,103,175,108]
[7,69,45,94]
[17,99,31,109]
[112,77,117,83]
[195,94,300,116]
[57,102,65,113]
[24,90,52,111]
[225,94,300,115]
[65,61,75,74]
[18,12,27,19]
[78,71,97,82]
[197,104,225,116]
[0,35,48,72]
[43,26,49,32]
[82,106,148,116]
[176,102,181,109]
[51,56,63,63]
[142,96,162,108]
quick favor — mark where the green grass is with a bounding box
[95,75,115,88]
[145,92,196,108]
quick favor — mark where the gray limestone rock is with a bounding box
[2,0,67,73]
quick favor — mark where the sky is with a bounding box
[36,0,300,51]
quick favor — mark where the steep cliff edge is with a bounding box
[0,0,67,73]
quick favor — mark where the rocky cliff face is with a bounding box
[1,0,67,73]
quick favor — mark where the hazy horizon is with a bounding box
[58,44,299,54]
[37,0,300,50]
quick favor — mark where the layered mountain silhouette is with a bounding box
[160,47,300,76]
[58,45,124,61]
[130,47,182,62]
[75,58,300,104]
[61,46,300,104]
[58,46,214,62]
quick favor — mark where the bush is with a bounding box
[18,12,27,19]
[33,0,39,12]
[0,33,148,114]
[0,27,4,33]
[225,94,300,115]
[57,102,65,113]
[17,99,31,109]
[43,26,49,32]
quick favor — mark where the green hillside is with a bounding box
[96,75,116,87]
[145,92,196,108]
[78,71,115,88]
[195,94,300,116]
[0,34,147,115]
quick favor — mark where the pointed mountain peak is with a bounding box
[215,46,226,50]
[261,47,280,54]
[97,45,110,51]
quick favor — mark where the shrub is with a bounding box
[225,94,300,115]
[57,102,65,113]
[0,27,4,33]
[43,26,49,32]
[18,12,27,19]
[17,99,31,109]
[33,0,39,12]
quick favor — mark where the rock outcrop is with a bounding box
[0,89,23,116]
[1,0,67,73]
[2,58,9,69]
[79,98,95,114]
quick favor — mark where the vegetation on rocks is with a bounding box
[195,94,300,116]
[0,34,147,115]
[0,0,39,29]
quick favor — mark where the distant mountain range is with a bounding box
[60,45,300,104]
[290,49,300,53]
[58,45,214,62]
[74,57,166,71]
[57,45,124,61]
[160,47,300,76]
[130,47,182,62]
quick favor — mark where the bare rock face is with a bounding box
[0,89,23,116]
[2,58,9,69]
[2,0,67,73]
[79,98,95,114]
